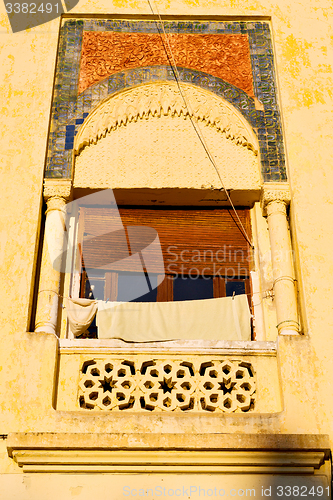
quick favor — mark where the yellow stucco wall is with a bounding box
[1,0,333,494]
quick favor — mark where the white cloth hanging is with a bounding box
[96,295,251,342]
[65,297,98,337]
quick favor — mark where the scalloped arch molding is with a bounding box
[74,82,258,156]
[73,82,261,201]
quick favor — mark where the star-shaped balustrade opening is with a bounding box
[218,380,236,395]
[158,377,176,394]
[98,376,117,393]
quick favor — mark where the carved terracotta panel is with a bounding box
[79,32,254,96]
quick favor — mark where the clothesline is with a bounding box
[65,295,252,342]
[39,287,275,302]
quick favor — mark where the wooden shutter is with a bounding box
[80,207,131,271]
[80,207,252,277]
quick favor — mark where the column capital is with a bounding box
[43,179,73,203]
[260,183,291,217]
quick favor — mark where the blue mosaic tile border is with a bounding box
[45,18,287,182]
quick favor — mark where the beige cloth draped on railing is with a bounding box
[96,295,251,342]
[65,298,98,337]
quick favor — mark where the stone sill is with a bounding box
[11,431,328,452]
[59,339,277,355]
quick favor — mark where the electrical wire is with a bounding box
[147,0,254,249]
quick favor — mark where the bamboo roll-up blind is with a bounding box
[80,207,252,276]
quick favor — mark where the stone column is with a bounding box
[35,180,72,334]
[261,184,300,335]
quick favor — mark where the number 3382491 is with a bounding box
[5,3,60,14]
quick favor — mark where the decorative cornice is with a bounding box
[43,179,73,202]
[74,82,259,156]
[7,432,329,474]
[10,449,326,474]
[260,183,291,216]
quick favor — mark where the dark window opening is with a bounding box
[76,206,253,338]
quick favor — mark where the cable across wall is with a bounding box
[147,0,254,248]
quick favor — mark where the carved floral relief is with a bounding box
[79,32,254,96]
